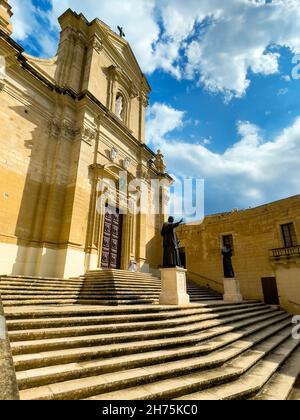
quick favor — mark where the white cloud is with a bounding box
[277,88,289,96]
[9,0,300,99]
[147,102,300,213]
[282,75,291,82]
[146,103,186,146]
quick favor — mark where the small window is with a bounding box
[281,223,297,248]
[222,234,234,254]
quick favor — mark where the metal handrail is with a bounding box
[187,271,223,287]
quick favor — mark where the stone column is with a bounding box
[0,296,19,400]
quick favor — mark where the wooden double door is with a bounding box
[101,205,123,269]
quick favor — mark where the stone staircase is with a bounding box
[0,271,221,306]
[1,271,299,400]
[2,301,299,400]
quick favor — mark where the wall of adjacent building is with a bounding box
[177,195,300,314]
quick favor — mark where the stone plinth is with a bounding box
[223,278,243,303]
[159,267,190,306]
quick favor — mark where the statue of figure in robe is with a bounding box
[161,217,184,268]
[222,246,235,278]
[115,95,123,120]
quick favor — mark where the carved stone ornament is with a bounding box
[48,119,78,140]
[92,35,103,53]
[123,157,131,171]
[154,149,167,174]
[81,126,96,145]
[110,147,119,162]
[62,120,78,140]
[49,120,61,137]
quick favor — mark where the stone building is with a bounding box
[177,195,300,314]
[0,4,170,279]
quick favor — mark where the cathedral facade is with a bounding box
[0,4,169,278]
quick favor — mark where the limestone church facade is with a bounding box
[0,4,169,278]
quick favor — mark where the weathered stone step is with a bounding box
[85,326,294,401]
[187,291,220,296]
[13,310,287,372]
[4,301,259,320]
[16,316,290,390]
[8,304,268,341]
[11,307,281,357]
[84,270,159,277]
[6,303,264,330]
[0,285,161,294]
[289,375,300,400]
[176,335,300,400]
[253,346,300,400]
[0,279,161,288]
[0,292,161,299]
[190,297,222,301]
[3,298,158,307]
[0,278,82,286]
[19,323,292,400]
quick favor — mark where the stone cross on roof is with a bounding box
[117,26,125,38]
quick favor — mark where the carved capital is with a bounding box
[80,126,97,145]
[48,119,61,138]
[92,35,104,53]
[61,120,78,140]
[140,93,149,107]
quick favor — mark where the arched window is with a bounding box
[115,93,125,121]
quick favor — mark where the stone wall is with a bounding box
[178,195,300,314]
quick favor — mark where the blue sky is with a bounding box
[9,0,300,215]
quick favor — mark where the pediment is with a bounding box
[96,20,149,90]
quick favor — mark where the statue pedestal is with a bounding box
[223,278,243,302]
[159,267,190,306]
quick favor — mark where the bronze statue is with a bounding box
[222,246,235,278]
[161,217,183,268]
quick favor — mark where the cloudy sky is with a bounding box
[9,0,300,215]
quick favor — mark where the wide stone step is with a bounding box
[289,375,300,400]
[10,307,277,355]
[3,298,158,307]
[253,346,300,400]
[16,316,290,391]
[13,311,287,373]
[86,327,295,401]
[6,303,264,330]
[176,335,300,400]
[0,280,161,288]
[0,292,160,299]
[8,304,268,341]
[191,296,222,301]
[18,323,292,400]
[0,278,83,286]
[4,301,259,320]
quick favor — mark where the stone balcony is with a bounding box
[269,245,300,263]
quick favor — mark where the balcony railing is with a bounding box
[270,245,300,259]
